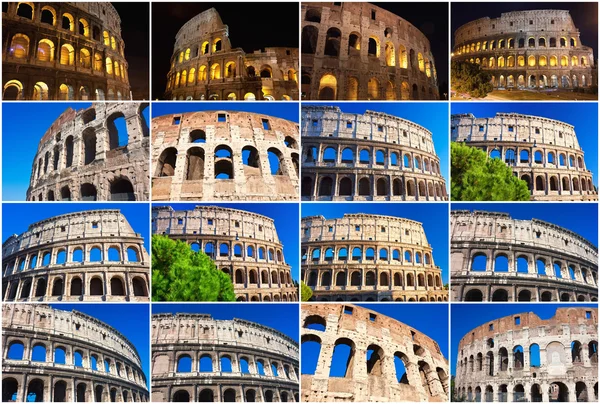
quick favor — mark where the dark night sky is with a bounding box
[373,2,449,99]
[451,2,598,56]
[112,2,150,99]
[151,2,299,99]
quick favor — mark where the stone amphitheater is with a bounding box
[2,2,131,100]
[302,105,447,201]
[454,307,598,402]
[301,213,447,302]
[452,9,596,90]
[26,102,150,202]
[301,303,449,402]
[164,8,298,101]
[301,2,439,100]
[2,304,149,402]
[451,210,598,302]
[152,109,299,201]
[151,312,299,402]
[2,209,150,302]
[451,112,597,201]
[152,205,297,302]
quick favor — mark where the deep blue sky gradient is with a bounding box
[302,203,450,284]
[451,103,598,187]
[450,304,596,375]
[2,203,150,251]
[151,102,299,122]
[153,203,299,281]
[2,103,149,200]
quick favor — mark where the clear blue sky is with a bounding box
[2,103,149,201]
[302,303,448,375]
[450,304,596,376]
[153,203,299,281]
[451,103,598,187]
[2,203,150,251]
[151,102,299,122]
[451,203,598,246]
[152,303,299,342]
[50,303,150,386]
[303,102,450,191]
[302,203,449,284]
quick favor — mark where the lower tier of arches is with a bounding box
[151,380,299,402]
[308,290,448,302]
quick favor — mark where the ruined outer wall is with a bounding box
[2,304,149,402]
[302,105,447,201]
[451,113,597,201]
[301,214,446,302]
[2,209,150,302]
[152,110,300,201]
[301,303,449,402]
[450,210,598,302]
[151,313,299,402]
[455,308,598,402]
[152,206,297,302]
[26,102,150,202]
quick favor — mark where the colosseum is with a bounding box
[454,307,598,402]
[451,210,598,302]
[451,112,597,201]
[452,9,596,91]
[152,109,299,201]
[2,209,150,303]
[302,105,447,201]
[301,304,449,402]
[301,213,447,302]
[301,2,439,100]
[164,8,298,101]
[2,2,132,100]
[152,205,297,302]
[2,304,149,402]
[151,312,299,402]
[26,102,150,202]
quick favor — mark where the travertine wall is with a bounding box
[151,313,299,402]
[301,304,449,402]
[453,10,595,90]
[301,2,439,100]
[152,110,300,201]
[451,210,598,302]
[302,214,446,302]
[2,209,150,302]
[302,105,447,201]
[2,304,149,402]
[152,206,297,301]
[455,307,598,402]
[26,102,150,202]
[2,2,131,100]
[165,8,299,101]
[451,112,597,201]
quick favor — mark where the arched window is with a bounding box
[9,34,29,59]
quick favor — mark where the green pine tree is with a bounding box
[451,61,493,98]
[300,281,313,302]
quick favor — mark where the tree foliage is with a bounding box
[451,61,493,98]
[151,235,236,302]
[300,281,313,302]
[451,142,530,201]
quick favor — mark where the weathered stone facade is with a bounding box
[301,2,439,100]
[454,307,598,402]
[451,112,597,201]
[301,213,446,302]
[152,206,297,302]
[2,209,150,303]
[301,304,449,402]
[152,109,299,201]
[2,304,149,402]
[26,102,150,202]
[151,313,299,402]
[451,210,598,302]
[164,8,298,101]
[452,10,596,90]
[2,2,131,100]
[302,105,447,201]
